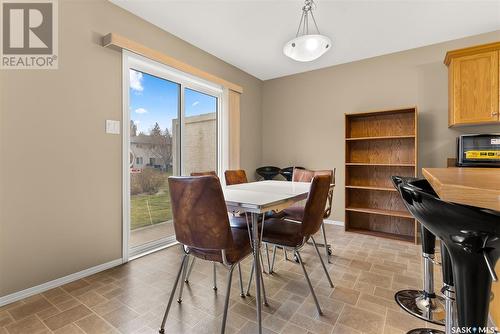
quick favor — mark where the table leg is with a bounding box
[252,212,262,334]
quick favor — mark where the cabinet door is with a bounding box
[451,50,499,125]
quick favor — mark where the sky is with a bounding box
[129,69,217,135]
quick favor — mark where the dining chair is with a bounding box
[159,175,253,334]
[261,174,334,315]
[183,171,246,296]
[271,167,335,266]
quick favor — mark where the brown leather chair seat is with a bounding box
[187,227,252,264]
[261,218,304,248]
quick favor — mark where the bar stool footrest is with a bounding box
[395,289,446,326]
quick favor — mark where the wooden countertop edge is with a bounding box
[422,168,500,212]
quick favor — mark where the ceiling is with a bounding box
[110,0,500,80]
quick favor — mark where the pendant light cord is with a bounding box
[295,0,321,37]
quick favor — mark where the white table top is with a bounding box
[223,180,311,213]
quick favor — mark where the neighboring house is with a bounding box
[130,135,171,171]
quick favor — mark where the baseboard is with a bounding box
[0,258,123,307]
[324,219,344,226]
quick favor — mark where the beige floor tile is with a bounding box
[384,309,428,332]
[237,321,278,334]
[0,312,14,327]
[52,324,86,334]
[7,296,52,320]
[263,315,287,333]
[75,314,114,334]
[332,324,362,334]
[5,315,49,334]
[358,272,392,289]
[337,305,385,334]
[76,291,108,308]
[290,313,335,334]
[43,305,92,331]
[101,305,139,328]
[280,323,309,334]
[329,286,360,306]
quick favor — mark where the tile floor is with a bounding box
[0,225,444,334]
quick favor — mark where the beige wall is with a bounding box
[262,30,500,222]
[0,0,262,297]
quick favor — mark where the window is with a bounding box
[136,157,143,165]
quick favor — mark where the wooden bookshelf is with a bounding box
[345,107,418,243]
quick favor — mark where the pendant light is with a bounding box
[283,0,331,62]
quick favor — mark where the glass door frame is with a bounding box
[122,51,228,261]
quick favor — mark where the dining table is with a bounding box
[223,180,313,334]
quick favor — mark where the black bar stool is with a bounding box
[391,177,445,327]
[398,178,500,329]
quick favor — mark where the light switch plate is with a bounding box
[106,120,120,134]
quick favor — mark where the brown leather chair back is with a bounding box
[301,174,331,237]
[292,168,335,218]
[190,171,217,177]
[292,168,334,184]
[224,170,248,185]
[168,176,233,250]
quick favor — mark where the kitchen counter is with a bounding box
[422,167,500,212]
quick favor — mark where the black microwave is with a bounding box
[457,134,500,167]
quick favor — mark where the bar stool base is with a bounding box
[395,290,445,325]
[406,328,444,334]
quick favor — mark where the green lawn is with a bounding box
[131,172,172,230]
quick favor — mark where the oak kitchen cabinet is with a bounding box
[444,41,500,127]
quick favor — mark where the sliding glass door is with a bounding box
[124,52,222,259]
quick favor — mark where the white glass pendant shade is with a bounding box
[283,34,331,62]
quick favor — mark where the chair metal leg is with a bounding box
[177,256,189,303]
[311,237,334,288]
[270,246,277,274]
[213,262,218,291]
[260,249,267,274]
[265,243,271,274]
[220,265,235,334]
[159,254,188,333]
[320,222,331,263]
[284,249,288,261]
[246,259,254,296]
[184,257,196,284]
[260,264,269,306]
[238,263,245,298]
[296,251,323,315]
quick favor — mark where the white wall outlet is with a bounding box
[106,120,120,134]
